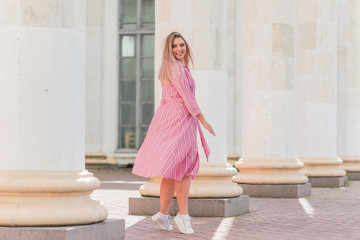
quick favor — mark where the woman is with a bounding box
[132,32,215,234]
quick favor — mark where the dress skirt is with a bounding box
[132,100,200,181]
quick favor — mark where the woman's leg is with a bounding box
[160,177,176,215]
[175,176,192,215]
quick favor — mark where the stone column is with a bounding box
[297,0,346,187]
[130,0,247,217]
[85,0,119,166]
[226,0,242,166]
[337,0,360,180]
[0,0,107,226]
[233,0,310,198]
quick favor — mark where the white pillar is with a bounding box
[337,0,360,178]
[139,0,242,198]
[85,0,119,165]
[297,0,346,184]
[86,0,104,154]
[0,0,107,226]
[227,0,243,166]
[233,0,309,197]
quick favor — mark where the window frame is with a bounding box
[116,0,155,152]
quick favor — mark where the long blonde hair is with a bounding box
[158,32,194,83]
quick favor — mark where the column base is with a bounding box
[308,176,347,188]
[238,183,311,198]
[347,172,360,180]
[0,219,124,240]
[340,156,360,172]
[234,158,309,184]
[140,163,243,198]
[129,195,249,217]
[227,154,240,166]
[300,157,346,177]
[0,170,108,226]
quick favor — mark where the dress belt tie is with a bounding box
[197,120,211,162]
[160,97,211,161]
[160,97,184,104]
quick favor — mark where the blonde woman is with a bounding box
[132,32,215,234]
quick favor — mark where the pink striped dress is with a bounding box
[132,62,210,181]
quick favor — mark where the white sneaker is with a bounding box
[151,212,173,230]
[174,213,194,234]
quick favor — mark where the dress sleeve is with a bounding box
[170,64,201,117]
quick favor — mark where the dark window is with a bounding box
[118,0,155,150]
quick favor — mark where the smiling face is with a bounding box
[172,37,187,62]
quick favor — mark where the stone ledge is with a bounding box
[0,219,124,240]
[308,176,346,188]
[347,172,360,181]
[238,183,311,198]
[129,195,249,217]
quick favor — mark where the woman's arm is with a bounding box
[196,113,215,136]
[170,64,215,136]
[170,64,201,117]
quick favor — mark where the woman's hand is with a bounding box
[196,113,216,136]
[202,121,215,136]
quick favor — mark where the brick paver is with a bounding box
[91,168,360,240]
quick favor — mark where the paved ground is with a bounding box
[91,167,360,240]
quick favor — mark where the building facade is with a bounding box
[85,0,360,185]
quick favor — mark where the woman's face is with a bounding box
[172,37,186,61]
